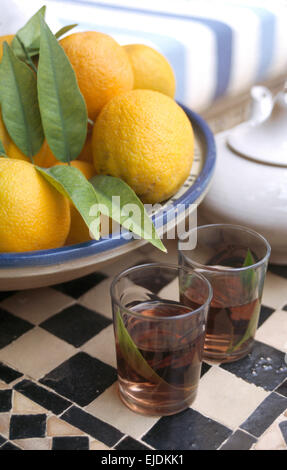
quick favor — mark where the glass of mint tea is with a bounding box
[178,224,271,363]
[110,263,212,416]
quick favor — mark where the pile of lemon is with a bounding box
[0,32,194,251]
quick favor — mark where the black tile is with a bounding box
[279,421,287,445]
[221,341,287,391]
[54,272,107,298]
[0,390,12,412]
[258,305,275,328]
[9,414,46,440]
[240,392,287,438]
[0,308,33,349]
[276,379,287,398]
[130,262,177,294]
[0,435,6,446]
[0,362,22,384]
[201,362,211,377]
[0,441,21,450]
[61,406,123,447]
[40,352,117,407]
[220,430,257,450]
[268,265,287,279]
[40,304,111,347]
[14,380,71,415]
[115,436,151,450]
[142,408,232,450]
[52,436,89,451]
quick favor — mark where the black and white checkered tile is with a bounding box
[0,240,286,450]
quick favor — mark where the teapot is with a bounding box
[200,84,287,264]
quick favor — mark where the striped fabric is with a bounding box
[9,0,287,111]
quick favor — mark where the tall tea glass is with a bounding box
[111,263,212,416]
[178,224,271,363]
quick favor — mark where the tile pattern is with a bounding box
[0,242,286,450]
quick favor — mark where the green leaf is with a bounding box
[37,17,87,162]
[55,24,78,39]
[0,42,44,158]
[0,139,8,157]
[91,175,166,252]
[116,309,167,385]
[228,301,260,353]
[243,248,255,267]
[241,248,256,290]
[36,165,100,240]
[12,6,46,60]
[0,139,5,154]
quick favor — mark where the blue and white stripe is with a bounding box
[15,0,287,111]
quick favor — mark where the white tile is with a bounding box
[256,310,287,353]
[14,438,51,451]
[262,273,287,310]
[158,277,179,302]
[85,383,159,439]
[1,288,75,324]
[81,324,117,368]
[0,413,10,438]
[13,391,47,414]
[0,327,75,380]
[79,277,113,319]
[47,416,85,437]
[90,440,111,450]
[191,367,269,430]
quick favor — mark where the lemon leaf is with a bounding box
[0,139,8,157]
[37,17,87,162]
[12,6,46,60]
[54,24,78,39]
[116,309,167,385]
[91,175,167,252]
[36,165,101,240]
[227,300,260,353]
[0,42,44,158]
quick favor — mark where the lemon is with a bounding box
[0,159,70,252]
[55,160,96,245]
[60,32,134,120]
[6,139,58,168]
[92,89,194,204]
[124,44,176,97]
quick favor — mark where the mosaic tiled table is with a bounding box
[0,239,286,451]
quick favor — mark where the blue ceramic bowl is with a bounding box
[0,106,216,290]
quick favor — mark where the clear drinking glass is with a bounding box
[110,263,212,416]
[178,224,271,363]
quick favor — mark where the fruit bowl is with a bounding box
[0,106,216,290]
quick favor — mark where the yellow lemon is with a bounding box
[6,139,58,168]
[92,89,194,204]
[55,160,96,245]
[124,44,176,98]
[0,159,70,252]
[60,32,134,120]
[0,34,14,61]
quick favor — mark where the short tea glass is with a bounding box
[110,263,212,416]
[178,224,271,363]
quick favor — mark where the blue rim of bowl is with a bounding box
[0,104,216,268]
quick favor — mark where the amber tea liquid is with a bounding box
[116,300,205,416]
[181,248,261,363]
